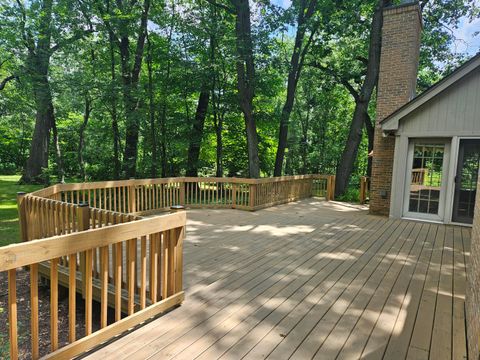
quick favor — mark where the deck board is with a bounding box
[85,199,469,360]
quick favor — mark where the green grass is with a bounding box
[0,175,42,247]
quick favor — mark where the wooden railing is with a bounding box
[2,212,185,360]
[29,175,334,214]
[411,168,428,185]
[5,174,333,359]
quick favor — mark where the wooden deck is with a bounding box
[85,199,469,360]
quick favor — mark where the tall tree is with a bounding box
[273,0,320,176]
[100,0,151,178]
[14,0,88,183]
[332,0,386,196]
[233,0,260,178]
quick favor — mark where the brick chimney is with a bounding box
[369,1,422,216]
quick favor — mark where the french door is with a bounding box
[452,139,480,224]
[404,140,450,221]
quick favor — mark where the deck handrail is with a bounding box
[24,175,334,215]
[3,211,186,359]
[6,174,334,359]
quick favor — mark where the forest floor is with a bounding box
[0,175,42,247]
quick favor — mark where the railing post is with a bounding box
[179,180,186,206]
[169,206,185,295]
[360,176,367,205]
[77,203,90,299]
[327,175,335,201]
[129,179,136,213]
[232,181,237,209]
[249,183,256,210]
[16,192,28,242]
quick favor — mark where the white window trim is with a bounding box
[402,138,451,222]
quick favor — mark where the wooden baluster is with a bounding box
[30,263,39,359]
[162,230,172,298]
[122,186,126,213]
[51,258,59,351]
[103,188,107,210]
[150,233,158,303]
[140,236,147,310]
[85,249,93,335]
[127,238,136,315]
[78,203,90,299]
[114,241,122,321]
[100,246,109,328]
[207,182,211,205]
[69,253,76,343]
[8,269,18,360]
[113,187,117,212]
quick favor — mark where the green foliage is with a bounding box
[0,0,477,187]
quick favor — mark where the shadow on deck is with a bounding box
[85,199,469,360]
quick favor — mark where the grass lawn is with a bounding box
[0,175,42,247]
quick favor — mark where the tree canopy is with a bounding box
[0,0,477,196]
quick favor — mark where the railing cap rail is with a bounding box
[0,211,186,272]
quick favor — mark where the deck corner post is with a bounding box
[249,183,256,210]
[232,182,237,209]
[179,180,186,206]
[77,202,90,299]
[327,175,335,201]
[172,219,186,295]
[128,180,136,213]
[360,176,368,205]
[16,192,28,242]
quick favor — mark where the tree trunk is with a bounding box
[334,0,385,197]
[159,6,175,178]
[273,0,317,176]
[186,87,210,177]
[109,29,121,180]
[233,0,260,178]
[20,0,55,184]
[78,96,91,181]
[146,34,157,178]
[119,0,150,178]
[335,103,369,195]
[51,118,64,183]
[22,85,53,184]
[365,113,375,177]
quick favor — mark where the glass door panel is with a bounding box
[452,139,480,224]
[406,143,446,218]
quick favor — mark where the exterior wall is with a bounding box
[398,67,480,136]
[467,176,480,359]
[370,2,422,216]
[385,52,480,223]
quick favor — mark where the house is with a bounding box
[369,1,480,225]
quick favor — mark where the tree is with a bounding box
[99,0,151,178]
[273,0,320,176]
[331,0,387,196]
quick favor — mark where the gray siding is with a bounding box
[398,67,480,136]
